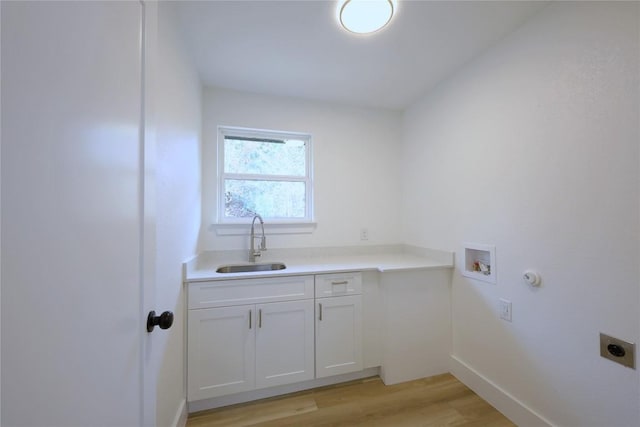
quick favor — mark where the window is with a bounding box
[218,126,313,223]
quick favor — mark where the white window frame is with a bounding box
[217,126,314,225]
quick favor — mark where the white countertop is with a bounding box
[184,246,454,282]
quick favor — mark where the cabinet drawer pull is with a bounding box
[331,281,348,285]
[259,309,262,328]
[249,310,252,329]
[318,303,323,321]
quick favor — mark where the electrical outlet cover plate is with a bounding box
[600,333,635,369]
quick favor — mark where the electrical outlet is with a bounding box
[600,333,635,369]
[499,298,512,322]
[360,228,369,241]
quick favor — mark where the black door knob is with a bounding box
[147,310,174,332]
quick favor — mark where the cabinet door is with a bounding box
[255,300,315,388]
[316,295,363,378]
[188,306,255,401]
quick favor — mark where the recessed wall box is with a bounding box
[462,243,496,284]
[600,333,635,369]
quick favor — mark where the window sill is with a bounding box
[210,222,317,236]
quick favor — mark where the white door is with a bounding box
[255,300,315,389]
[316,296,364,378]
[1,2,155,425]
[188,306,256,401]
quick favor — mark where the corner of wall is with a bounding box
[171,399,188,427]
[450,356,553,427]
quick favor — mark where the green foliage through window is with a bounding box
[224,138,306,176]
[219,128,312,222]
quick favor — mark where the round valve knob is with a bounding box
[523,270,542,287]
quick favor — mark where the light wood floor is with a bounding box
[187,374,516,427]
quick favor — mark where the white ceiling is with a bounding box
[173,1,546,111]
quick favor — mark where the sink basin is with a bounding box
[216,262,286,274]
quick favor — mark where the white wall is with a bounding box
[154,3,201,426]
[401,2,639,426]
[201,88,402,251]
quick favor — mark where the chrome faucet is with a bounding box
[249,214,267,262]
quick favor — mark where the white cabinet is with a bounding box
[187,276,315,402]
[255,300,315,388]
[188,305,255,400]
[315,272,362,298]
[315,273,363,378]
[188,275,314,310]
[186,262,454,409]
[187,272,367,401]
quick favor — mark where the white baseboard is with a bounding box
[188,367,380,413]
[450,355,554,427]
[171,398,187,427]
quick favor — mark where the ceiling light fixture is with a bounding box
[337,0,397,34]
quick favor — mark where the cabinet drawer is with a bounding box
[189,275,314,309]
[315,272,362,298]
